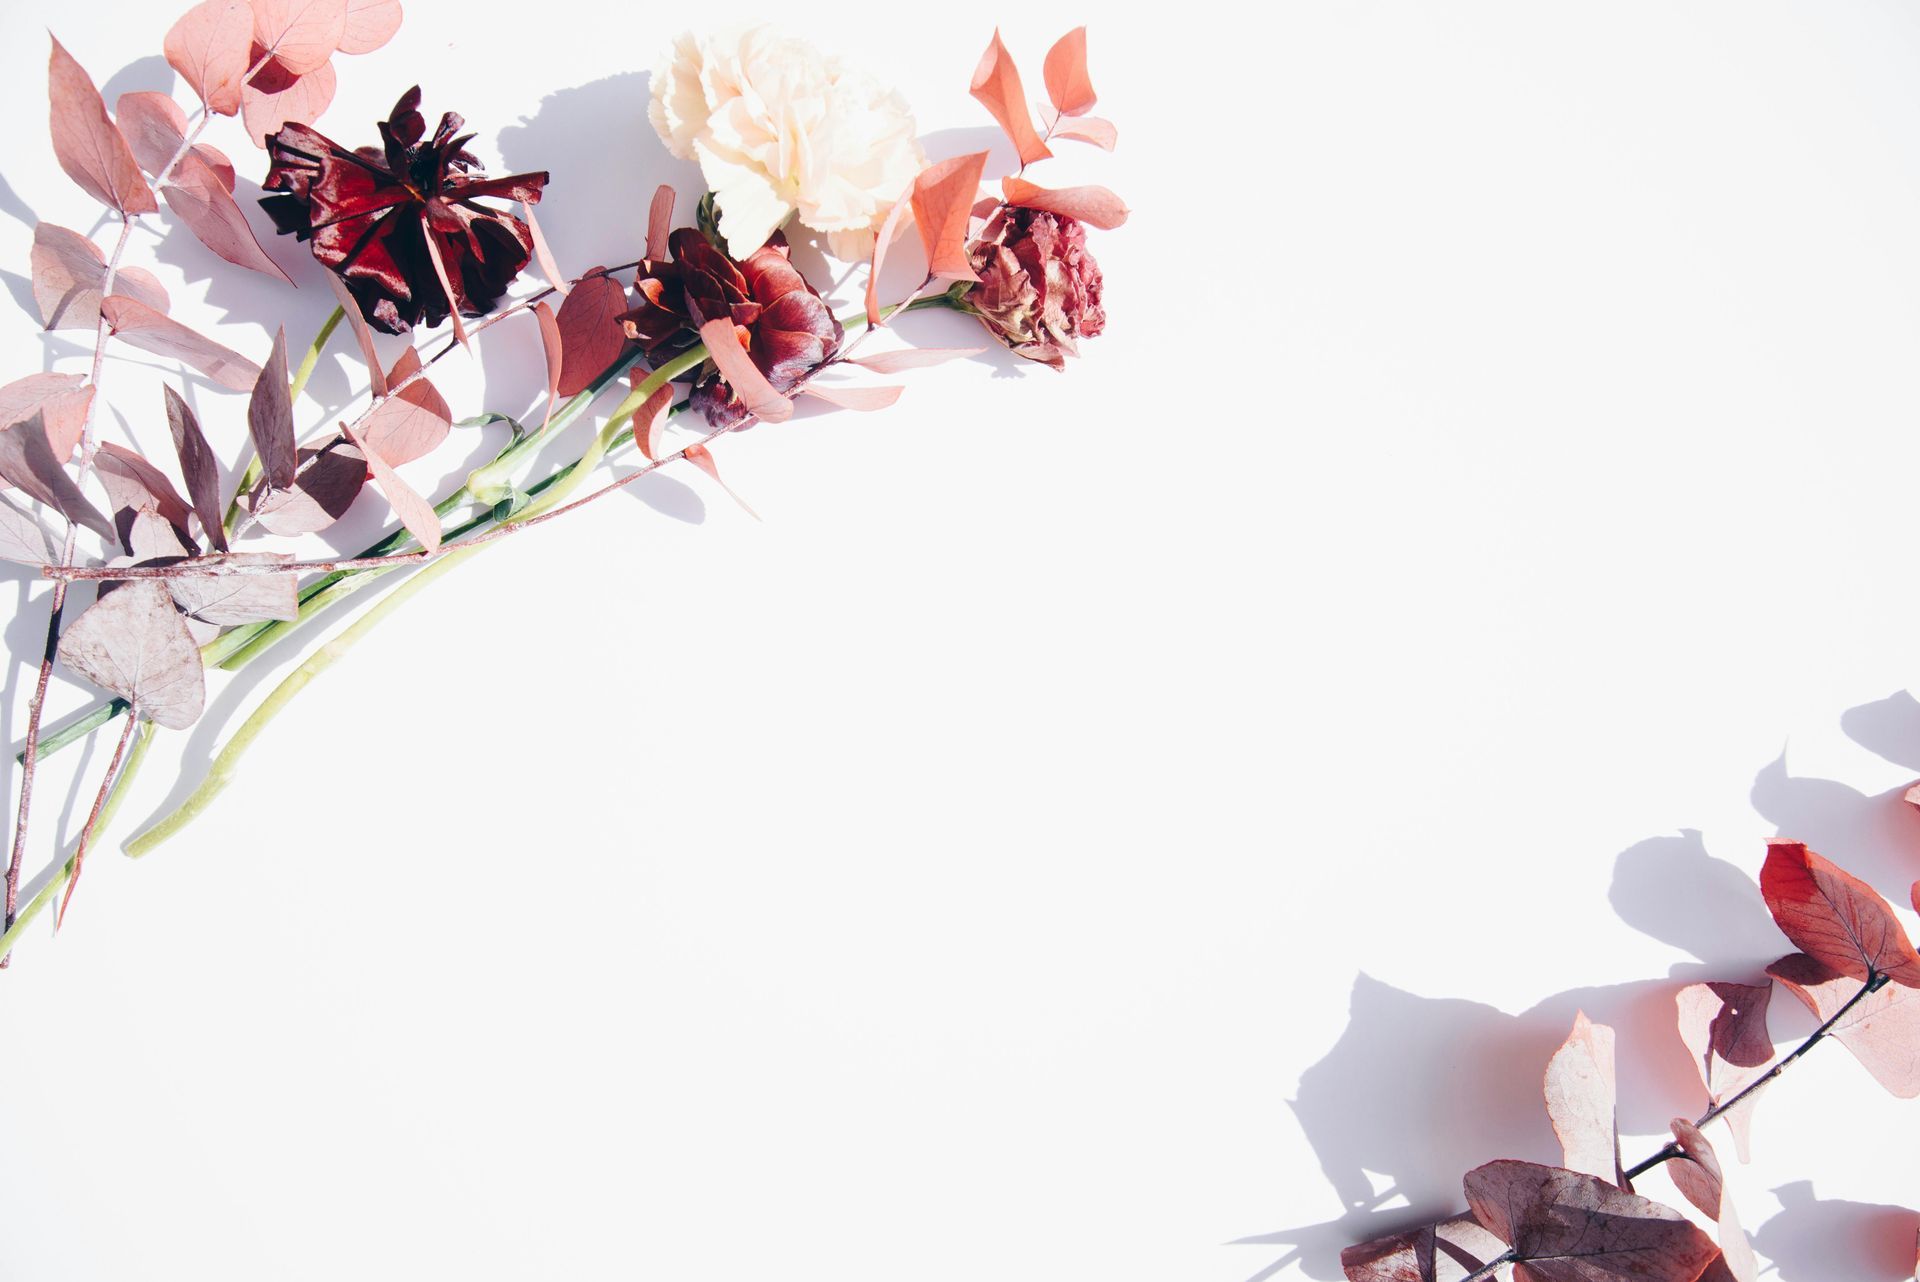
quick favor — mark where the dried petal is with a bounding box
[57,579,205,729]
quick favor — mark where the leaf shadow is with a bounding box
[99,55,177,106]
[1752,1181,1919,1281]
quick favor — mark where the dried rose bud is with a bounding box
[963,206,1106,370]
[622,229,842,428]
[260,87,549,334]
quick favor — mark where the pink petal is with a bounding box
[342,419,439,552]
[240,58,335,147]
[360,346,450,467]
[164,0,254,116]
[1000,176,1129,230]
[801,383,904,412]
[969,30,1050,166]
[911,153,989,282]
[1042,27,1097,117]
[336,0,401,55]
[848,346,984,374]
[102,295,260,390]
[647,185,675,262]
[698,318,792,424]
[48,36,156,215]
[554,270,629,397]
[249,0,346,76]
[160,152,292,282]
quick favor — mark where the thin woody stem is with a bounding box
[54,712,139,927]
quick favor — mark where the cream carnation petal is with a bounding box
[696,138,793,257]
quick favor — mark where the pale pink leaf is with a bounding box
[802,383,904,412]
[419,225,470,346]
[48,36,157,215]
[554,269,629,396]
[534,301,562,429]
[114,92,235,186]
[647,185,675,262]
[360,347,450,466]
[250,0,346,76]
[629,374,673,462]
[0,372,94,459]
[32,223,168,330]
[1001,176,1129,229]
[169,553,299,625]
[240,58,335,147]
[161,152,292,282]
[1767,952,1920,1098]
[321,269,386,396]
[0,493,59,566]
[1675,981,1773,1162]
[848,346,984,374]
[336,0,401,54]
[1544,1012,1621,1185]
[0,411,113,540]
[1042,27,1097,117]
[1340,1213,1504,1282]
[697,317,792,423]
[864,181,915,327]
[248,327,297,489]
[1049,114,1117,150]
[911,153,989,283]
[164,0,253,116]
[342,420,439,552]
[970,30,1050,166]
[102,295,261,390]
[1463,1160,1719,1282]
[524,202,567,296]
[57,579,204,729]
[164,385,227,551]
[1668,1120,1758,1282]
[682,442,759,521]
[94,443,192,533]
[248,435,363,535]
[121,506,192,560]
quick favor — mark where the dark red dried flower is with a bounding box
[260,87,548,334]
[622,228,843,429]
[964,206,1105,370]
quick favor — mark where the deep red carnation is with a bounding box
[260,88,548,334]
[964,206,1105,370]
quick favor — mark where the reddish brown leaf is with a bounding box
[57,579,204,729]
[240,58,335,147]
[911,153,989,282]
[164,386,227,551]
[251,0,346,76]
[342,420,438,552]
[647,184,675,262]
[848,346,984,373]
[682,442,759,520]
[1543,1011,1621,1185]
[864,181,916,326]
[1767,952,1920,1098]
[801,383,904,412]
[534,301,563,429]
[628,375,673,463]
[102,295,261,390]
[359,347,450,466]
[0,494,59,566]
[94,443,192,533]
[161,152,292,282]
[1674,981,1774,1162]
[524,203,567,296]
[1463,1160,1718,1282]
[336,0,401,54]
[0,371,94,460]
[0,411,113,540]
[1001,176,1129,229]
[1042,27,1097,117]
[169,553,298,625]
[697,317,792,424]
[554,269,629,397]
[248,435,363,535]
[321,269,386,396]
[970,30,1050,166]
[1340,1213,1505,1282]
[1668,1120,1758,1282]
[249,327,297,489]
[1049,114,1117,150]
[164,0,254,116]
[48,36,156,215]
[1760,840,1920,986]
[114,92,235,186]
[31,223,169,331]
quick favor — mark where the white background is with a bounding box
[3,2,1920,1279]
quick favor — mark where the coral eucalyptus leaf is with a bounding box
[1674,980,1773,1162]
[1543,1012,1622,1186]
[1340,1213,1505,1282]
[164,386,228,551]
[342,420,439,552]
[1049,114,1117,150]
[629,376,673,463]
[360,347,450,466]
[102,296,261,390]
[1766,952,1920,1098]
[1042,27,1097,117]
[31,223,169,331]
[248,327,298,489]
[161,153,292,282]
[164,0,255,116]
[969,30,1050,166]
[554,270,629,398]
[56,579,204,730]
[47,36,157,216]
[1462,1160,1718,1282]
[1759,840,1920,986]
[911,153,989,282]
[336,0,402,55]
[250,0,347,77]
[1001,176,1129,229]
[697,317,792,424]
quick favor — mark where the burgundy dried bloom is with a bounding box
[964,206,1105,370]
[622,228,843,429]
[260,87,548,334]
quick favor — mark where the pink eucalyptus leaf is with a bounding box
[1463,1160,1719,1282]
[1544,1011,1622,1185]
[1048,113,1117,150]
[534,301,562,429]
[113,92,237,187]
[524,203,567,296]
[0,411,113,540]
[240,57,335,147]
[1767,952,1920,1098]
[629,375,673,463]
[1760,840,1920,986]
[0,371,94,459]
[48,36,157,215]
[911,153,989,283]
[161,152,292,282]
[1001,176,1129,230]
[360,347,450,466]
[864,183,917,327]
[1340,1213,1505,1282]
[849,346,984,374]
[419,223,470,346]
[321,269,387,396]
[31,223,169,330]
[969,30,1050,166]
[248,327,297,489]
[0,494,59,566]
[102,295,261,390]
[250,0,346,76]
[1042,27,1097,117]
[94,442,192,534]
[801,383,904,412]
[248,434,363,535]
[121,498,194,563]
[1668,1121,1758,1282]
[1674,980,1773,1162]
[698,317,792,423]
[342,419,438,552]
[164,0,254,116]
[169,553,299,625]
[164,385,227,551]
[554,269,628,397]
[682,442,759,520]
[647,184,675,262]
[336,0,402,54]
[57,579,204,729]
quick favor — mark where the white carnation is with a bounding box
[648,26,926,260]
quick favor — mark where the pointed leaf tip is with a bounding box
[970,29,1051,166]
[1042,27,1097,117]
